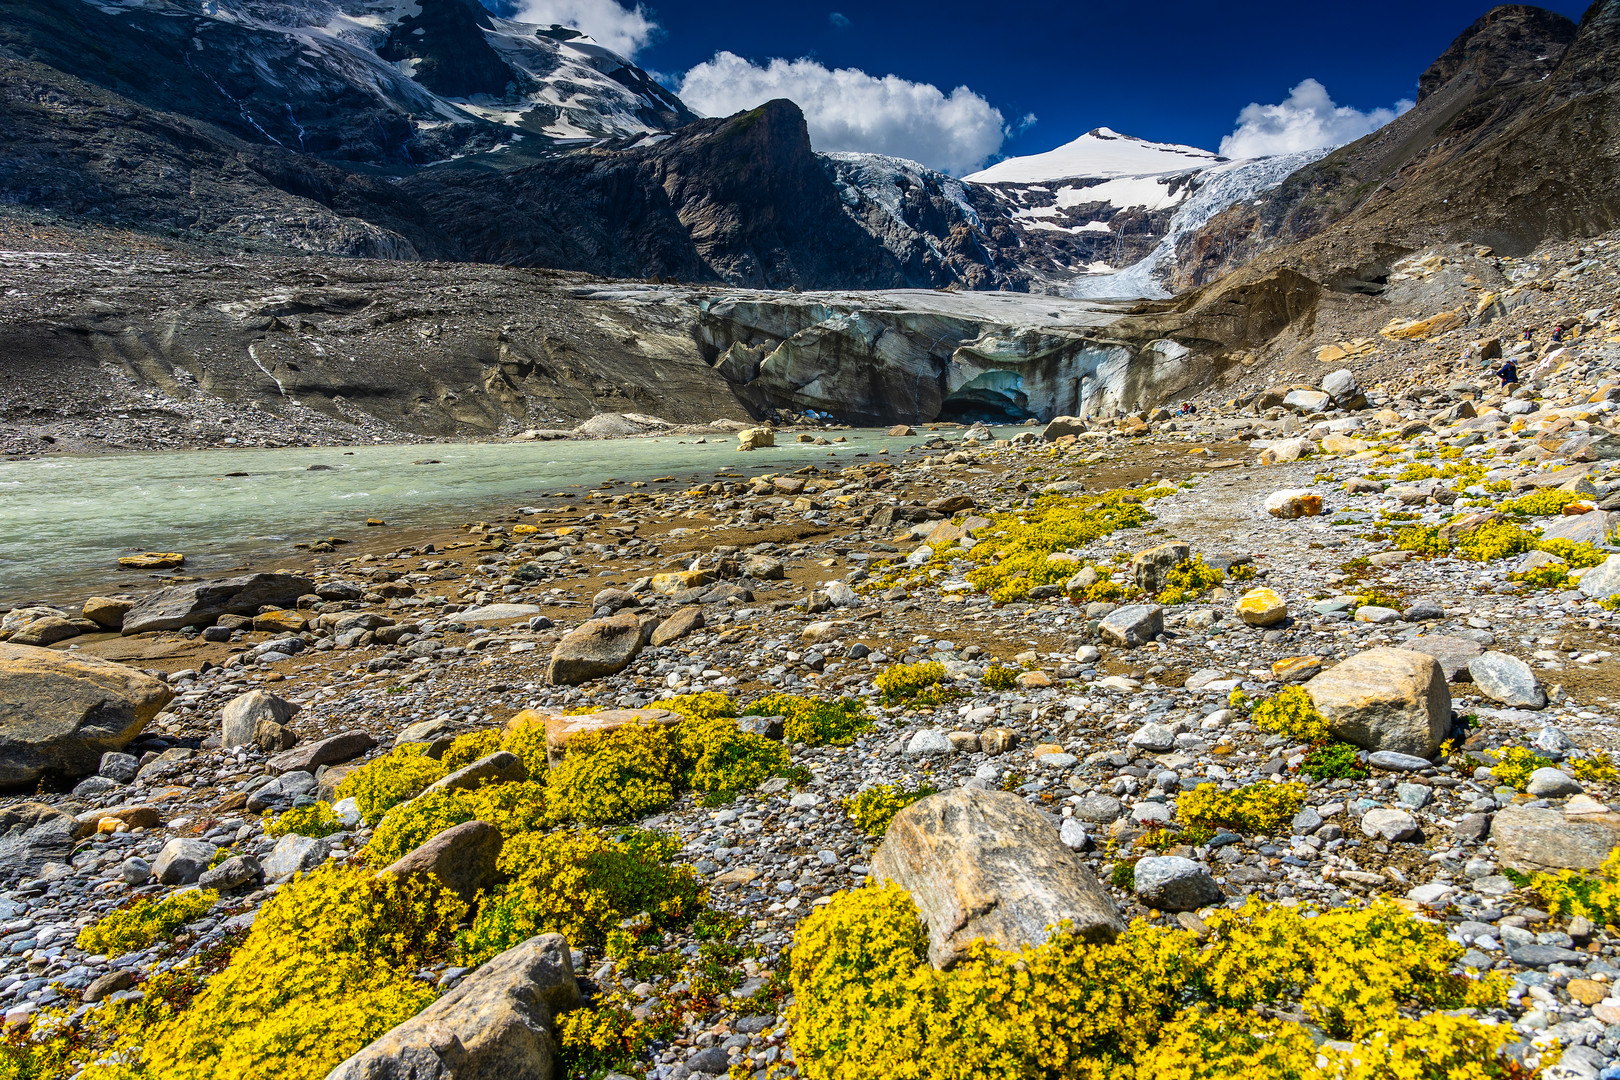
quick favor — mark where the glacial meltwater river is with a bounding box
[0,429,951,604]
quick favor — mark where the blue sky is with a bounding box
[491,1,1593,172]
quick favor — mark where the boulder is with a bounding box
[887,424,916,437]
[423,752,527,797]
[247,770,317,814]
[1321,369,1360,404]
[154,838,218,885]
[1133,857,1222,911]
[547,613,646,685]
[380,821,503,901]
[1541,510,1616,546]
[1282,390,1331,414]
[737,427,775,451]
[268,730,377,775]
[325,934,582,1080]
[11,617,81,647]
[1360,808,1420,842]
[650,607,704,647]
[870,788,1123,968]
[199,855,263,892]
[1131,543,1190,596]
[262,834,332,882]
[220,690,301,750]
[1578,554,1620,599]
[904,730,953,757]
[1491,805,1620,872]
[1264,490,1322,518]
[513,708,680,764]
[1235,588,1287,627]
[1320,433,1369,454]
[1467,652,1546,710]
[1258,438,1313,465]
[1526,768,1582,798]
[1305,648,1450,757]
[81,598,133,631]
[740,555,784,580]
[0,803,75,882]
[120,573,316,635]
[1041,416,1087,441]
[1398,635,1484,682]
[458,604,545,624]
[1098,605,1163,648]
[0,644,173,787]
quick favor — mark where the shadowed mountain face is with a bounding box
[1170,3,1616,292]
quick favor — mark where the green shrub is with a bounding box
[112,864,465,1080]
[1490,746,1553,791]
[265,802,345,839]
[745,693,871,746]
[500,712,552,777]
[1178,782,1306,835]
[874,661,950,705]
[365,781,547,865]
[76,889,219,957]
[787,886,1507,1080]
[980,663,1020,691]
[1510,564,1571,591]
[334,744,448,826]
[1250,687,1330,742]
[1456,521,1540,562]
[1531,847,1620,925]
[440,730,502,770]
[1300,743,1367,781]
[458,828,706,965]
[672,714,789,804]
[1501,489,1583,516]
[963,488,1166,602]
[844,783,939,836]
[1156,556,1225,605]
[546,723,676,825]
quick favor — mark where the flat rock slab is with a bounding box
[326,933,583,1080]
[268,730,377,775]
[459,603,545,623]
[1305,647,1450,757]
[121,573,315,635]
[1491,804,1620,872]
[871,788,1123,968]
[380,820,502,901]
[0,644,173,787]
[510,708,680,763]
[546,612,646,685]
[1397,636,1483,682]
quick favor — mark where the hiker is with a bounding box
[1497,357,1519,387]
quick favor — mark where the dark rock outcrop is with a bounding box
[121,574,317,635]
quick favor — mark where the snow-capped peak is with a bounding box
[964,127,1223,185]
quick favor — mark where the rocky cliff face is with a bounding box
[1171,4,1587,290]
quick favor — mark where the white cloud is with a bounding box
[506,0,657,58]
[1219,79,1414,158]
[677,52,1007,175]
[829,12,850,28]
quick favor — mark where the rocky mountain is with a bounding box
[1170,3,1595,290]
[0,0,696,164]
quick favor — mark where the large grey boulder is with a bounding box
[871,788,1123,968]
[154,838,218,885]
[0,803,75,882]
[546,613,645,685]
[1491,805,1620,872]
[379,821,502,901]
[1467,652,1546,710]
[1305,648,1450,757]
[1360,808,1420,842]
[325,934,583,1080]
[423,753,527,798]
[0,644,174,787]
[1098,605,1163,648]
[1579,554,1620,599]
[247,770,318,814]
[1132,856,1221,911]
[121,573,316,635]
[1131,543,1189,596]
[262,834,332,882]
[1542,510,1616,547]
[220,690,301,750]
[1398,636,1484,682]
[268,730,377,775]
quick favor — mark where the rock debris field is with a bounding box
[8,247,1620,1078]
